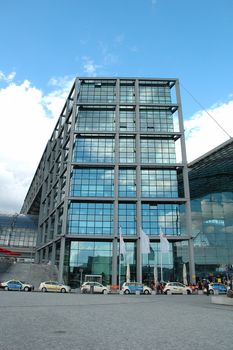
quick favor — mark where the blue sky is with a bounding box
[0,0,233,212]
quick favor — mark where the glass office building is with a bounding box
[20,77,195,287]
[187,139,233,282]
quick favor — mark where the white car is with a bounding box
[163,282,192,295]
[1,280,34,291]
[81,282,110,294]
[121,282,152,295]
[39,281,71,293]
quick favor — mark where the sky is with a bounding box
[0,0,233,213]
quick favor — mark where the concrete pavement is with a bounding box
[0,292,232,350]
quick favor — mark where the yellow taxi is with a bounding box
[38,281,71,293]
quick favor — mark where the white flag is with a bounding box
[140,228,150,254]
[160,229,169,253]
[119,227,126,257]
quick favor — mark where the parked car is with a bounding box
[121,282,152,295]
[81,281,110,294]
[39,281,71,293]
[163,282,192,295]
[1,280,34,291]
[204,283,227,295]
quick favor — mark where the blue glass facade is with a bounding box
[190,192,233,280]
[21,77,193,286]
[186,139,233,282]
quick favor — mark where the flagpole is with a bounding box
[140,228,151,284]
[160,228,169,283]
[160,249,163,282]
[119,227,126,293]
[118,244,121,293]
[118,241,121,293]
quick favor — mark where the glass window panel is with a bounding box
[139,83,171,104]
[78,80,116,103]
[140,139,176,164]
[141,203,182,236]
[141,169,178,198]
[140,108,174,132]
[119,108,135,131]
[119,203,136,235]
[70,168,114,197]
[119,138,135,163]
[68,202,113,236]
[73,137,114,163]
[119,169,136,197]
[76,106,115,131]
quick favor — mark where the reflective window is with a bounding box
[191,192,233,275]
[119,203,136,235]
[119,138,135,163]
[141,139,176,164]
[119,169,136,197]
[120,81,135,103]
[119,108,135,131]
[0,214,38,248]
[140,108,174,132]
[73,137,114,163]
[75,106,115,131]
[78,80,116,103]
[139,82,171,104]
[68,241,112,286]
[70,168,114,197]
[68,202,113,235]
[141,169,178,198]
[141,203,181,235]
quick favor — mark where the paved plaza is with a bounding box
[0,292,232,350]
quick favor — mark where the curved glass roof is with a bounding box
[188,138,233,198]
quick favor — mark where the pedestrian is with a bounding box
[203,279,209,295]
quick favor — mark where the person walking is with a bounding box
[203,279,209,295]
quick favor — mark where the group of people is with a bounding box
[149,281,166,294]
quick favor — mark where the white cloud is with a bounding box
[0,70,16,83]
[0,74,73,213]
[115,34,124,45]
[185,99,233,162]
[82,56,102,76]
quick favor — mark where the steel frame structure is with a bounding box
[21,77,195,284]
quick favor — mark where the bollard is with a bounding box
[90,285,94,294]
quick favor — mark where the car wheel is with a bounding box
[41,287,47,292]
[60,288,66,293]
[124,289,130,294]
[102,289,108,294]
[144,289,150,295]
[209,290,214,295]
[24,287,29,292]
[4,286,9,291]
[187,290,191,295]
[164,290,168,295]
